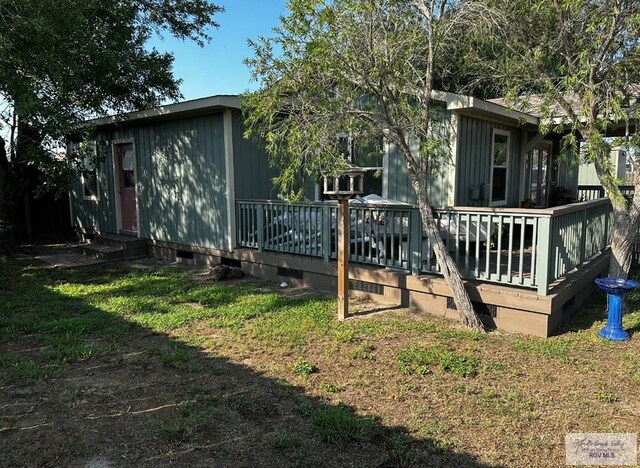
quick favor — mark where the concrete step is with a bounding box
[83,233,148,260]
[82,243,129,260]
[91,233,147,250]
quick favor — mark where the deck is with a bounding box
[236,197,613,295]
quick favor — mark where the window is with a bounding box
[316,135,384,200]
[82,148,99,200]
[490,130,510,206]
[353,136,384,196]
[121,148,135,187]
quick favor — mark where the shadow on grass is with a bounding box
[0,259,494,468]
[348,304,406,318]
[552,286,607,336]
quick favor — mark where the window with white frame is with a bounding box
[316,134,384,200]
[81,145,99,200]
[490,129,510,206]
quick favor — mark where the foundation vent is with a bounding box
[475,302,497,318]
[221,257,241,268]
[350,280,384,295]
[176,250,194,260]
[446,298,497,318]
[277,267,304,279]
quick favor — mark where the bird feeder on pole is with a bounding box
[323,167,365,321]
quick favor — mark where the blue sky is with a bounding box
[149,0,287,101]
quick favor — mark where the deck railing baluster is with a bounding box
[496,216,503,282]
[518,215,525,285]
[257,204,264,252]
[474,213,480,278]
[485,214,491,278]
[454,212,460,268]
[530,218,538,286]
[464,213,470,276]
[390,209,396,267]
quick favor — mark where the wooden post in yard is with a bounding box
[323,166,365,322]
[337,198,349,321]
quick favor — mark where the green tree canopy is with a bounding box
[0,0,221,140]
[244,0,490,330]
[0,0,222,251]
[480,0,640,278]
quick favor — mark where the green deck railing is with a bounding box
[423,209,546,289]
[577,184,634,201]
[236,198,612,295]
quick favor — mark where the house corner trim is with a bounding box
[224,109,236,251]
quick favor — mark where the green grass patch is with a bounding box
[478,385,540,421]
[351,341,376,360]
[228,394,251,412]
[341,319,391,340]
[42,333,102,363]
[592,381,619,403]
[293,358,317,377]
[0,265,333,344]
[157,342,191,367]
[273,431,304,450]
[387,433,413,459]
[0,354,59,383]
[320,382,344,393]
[623,351,640,383]
[593,391,618,403]
[334,328,358,343]
[243,299,334,348]
[308,403,375,443]
[396,345,479,378]
[154,397,220,439]
[513,338,573,362]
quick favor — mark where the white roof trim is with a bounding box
[87,95,242,127]
[431,90,539,125]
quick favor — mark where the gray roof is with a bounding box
[87,95,241,127]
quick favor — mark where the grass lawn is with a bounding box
[1,256,639,467]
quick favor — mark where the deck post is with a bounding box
[322,205,331,263]
[410,209,422,276]
[256,204,265,252]
[337,199,350,321]
[579,206,587,263]
[604,204,611,245]
[535,216,552,296]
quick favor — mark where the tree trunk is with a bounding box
[0,136,18,256]
[0,118,41,255]
[608,183,640,279]
[586,130,639,279]
[406,168,485,331]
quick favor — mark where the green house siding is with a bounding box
[578,148,626,186]
[384,138,450,206]
[231,110,279,199]
[455,115,523,207]
[555,152,579,193]
[71,112,232,251]
[70,142,118,233]
[383,105,453,206]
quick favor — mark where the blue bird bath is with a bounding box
[594,277,640,341]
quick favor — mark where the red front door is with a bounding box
[116,144,137,232]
